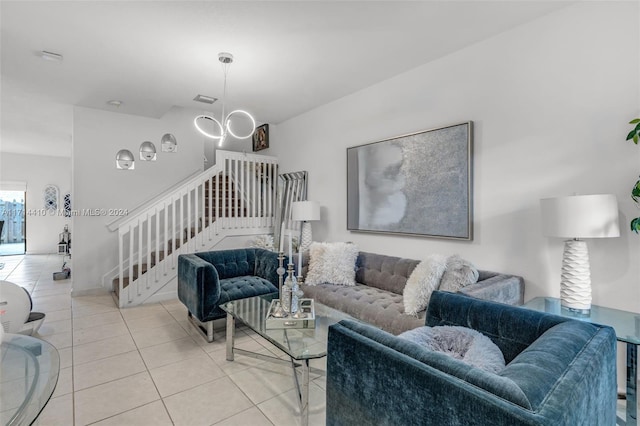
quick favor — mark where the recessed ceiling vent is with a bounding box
[193,94,217,104]
[40,50,63,62]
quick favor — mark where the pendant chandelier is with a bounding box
[194,52,256,146]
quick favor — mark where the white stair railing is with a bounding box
[110,150,278,307]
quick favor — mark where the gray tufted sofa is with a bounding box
[300,251,524,335]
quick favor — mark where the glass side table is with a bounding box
[523,297,639,426]
[0,333,60,425]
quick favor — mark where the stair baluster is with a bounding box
[108,150,278,307]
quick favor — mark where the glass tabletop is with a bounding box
[221,293,353,360]
[523,297,640,345]
[0,333,60,426]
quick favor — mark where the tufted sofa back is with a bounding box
[195,249,256,280]
[193,248,280,287]
[355,252,419,295]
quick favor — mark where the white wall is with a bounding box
[0,153,71,254]
[71,106,208,294]
[271,2,640,311]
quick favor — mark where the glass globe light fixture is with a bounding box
[116,149,135,170]
[139,141,157,161]
[161,133,177,152]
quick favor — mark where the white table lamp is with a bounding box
[292,201,321,252]
[540,194,620,314]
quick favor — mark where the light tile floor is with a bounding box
[1,254,326,426]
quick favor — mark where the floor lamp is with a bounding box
[292,201,320,253]
[540,194,620,314]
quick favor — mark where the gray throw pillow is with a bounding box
[398,325,505,374]
[439,255,479,293]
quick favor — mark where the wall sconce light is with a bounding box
[116,149,135,170]
[161,133,177,152]
[139,141,157,161]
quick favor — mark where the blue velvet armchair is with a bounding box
[326,291,617,426]
[177,248,281,342]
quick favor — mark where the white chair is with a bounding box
[0,280,45,335]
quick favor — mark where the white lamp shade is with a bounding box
[292,201,320,222]
[540,194,620,239]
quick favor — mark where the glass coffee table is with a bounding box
[221,293,352,426]
[0,333,60,426]
[523,297,639,426]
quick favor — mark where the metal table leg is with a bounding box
[225,321,319,426]
[301,359,309,426]
[628,343,638,425]
[226,313,235,361]
[290,357,310,426]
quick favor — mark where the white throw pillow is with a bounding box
[439,255,479,293]
[305,242,359,286]
[403,254,448,316]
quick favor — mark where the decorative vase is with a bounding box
[291,278,299,314]
[282,262,298,314]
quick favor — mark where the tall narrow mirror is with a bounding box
[274,171,307,252]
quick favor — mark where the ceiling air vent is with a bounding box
[193,94,217,104]
[41,50,63,62]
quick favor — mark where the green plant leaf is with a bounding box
[634,134,639,144]
[627,129,637,140]
[632,180,640,203]
[630,119,640,124]
[631,217,640,233]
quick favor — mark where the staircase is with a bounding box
[106,150,278,308]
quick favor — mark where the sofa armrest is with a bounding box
[459,272,524,305]
[500,320,616,422]
[177,254,221,322]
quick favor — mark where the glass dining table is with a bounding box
[0,333,60,425]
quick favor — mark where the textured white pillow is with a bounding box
[439,255,479,293]
[305,242,359,286]
[403,254,448,315]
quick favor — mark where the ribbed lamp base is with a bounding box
[300,222,313,253]
[560,239,591,313]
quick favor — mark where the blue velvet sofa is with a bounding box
[177,248,281,341]
[326,291,617,426]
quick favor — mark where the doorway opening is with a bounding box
[0,190,26,255]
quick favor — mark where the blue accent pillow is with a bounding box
[398,325,505,374]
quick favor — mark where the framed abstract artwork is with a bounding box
[347,121,473,240]
[252,124,269,152]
